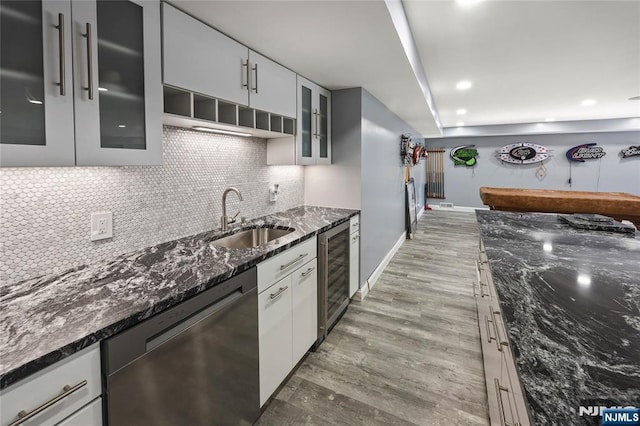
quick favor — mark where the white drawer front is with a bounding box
[349,215,360,232]
[55,398,102,426]
[291,259,318,364]
[0,344,101,426]
[258,276,293,406]
[257,237,317,293]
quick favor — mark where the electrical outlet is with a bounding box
[269,183,280,202]
[91,211,113,241]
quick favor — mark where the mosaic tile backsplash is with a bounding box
[0,126,304,285]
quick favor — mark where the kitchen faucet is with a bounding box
[221,187,243,231]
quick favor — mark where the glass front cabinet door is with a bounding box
[296,76,331,165]
[0,0,161,167]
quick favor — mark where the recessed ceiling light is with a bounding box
[581,99,596,106]
[545,117,555,122]
[28,99,43,105]
[456,109,467,115]
[98,87,108,92]
[118,124,126,128]
[456,122,465,127]
[577,274,591,286]
[456,0,484,5]
[456,80,472,90]
[192,126,252,137]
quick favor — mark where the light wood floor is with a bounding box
[256,210,489,426]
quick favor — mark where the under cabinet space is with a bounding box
[270,115,283,133]
[256,111,270,131]
[164,87,192,117]
[193,94,216,121]
[239,107,255,128]
[283,118,295,135]
[218,101,238,125]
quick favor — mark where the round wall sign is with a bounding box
[498,143,551,164]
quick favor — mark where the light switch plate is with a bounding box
[91,211,113,241]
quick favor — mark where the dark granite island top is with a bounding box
[0,206,358,390]
[476,210,640,425]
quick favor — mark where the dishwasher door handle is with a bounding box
[146,290,243,351]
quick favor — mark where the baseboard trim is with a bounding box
[359,230,406,300]
[428,204,488,212]
[416,206,425,220]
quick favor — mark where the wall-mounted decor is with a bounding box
[566,143,606,162]
[401,134,426,166]
[426,149,445,199]
[497,143,551,164]
[450,145,478,166]
[621,146,640,158]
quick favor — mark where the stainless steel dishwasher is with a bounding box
[103,268,259,425]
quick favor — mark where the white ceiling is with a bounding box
[168,0,640,138]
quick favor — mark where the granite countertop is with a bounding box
[0,206,358,390]
[476,211,640,425]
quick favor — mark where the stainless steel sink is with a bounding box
[211,227,294,249]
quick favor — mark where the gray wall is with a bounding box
[0,126,304,285]
[360,89,426,283]
[425,131,640,208]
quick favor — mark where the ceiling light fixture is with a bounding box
[581,99,596,106]
[456,80,472,90]
[456,122,465,127]
[192,126,252,137]
[545,117,556,122]
[456,0,484,5]
[98,87,108,92]
[118,124,126,128]
[629,95,640,100]
[28,99,43,105]
[456,109,467,115]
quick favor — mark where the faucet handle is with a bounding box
[229,211,240,224]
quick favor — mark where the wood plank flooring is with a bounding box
[256,210,489,426]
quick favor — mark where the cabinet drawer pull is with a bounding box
[9,380,87,426]
[241,59,249,89]
[269,286,288,300]
[352,234,359,241]
[252,63,258,93]
[485,314,502,352]
[83,23,94,100]
[55,13,66,96]
[351,222,358,228]
[280,253,308,270]
[479,281,490,298]
[301,267,316,277]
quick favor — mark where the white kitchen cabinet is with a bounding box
[248,50,296,118]
[257,238,318,406]
[162,5,296,120]
[56,397,102,426]
[291,259,318,363]
[0,344,102,426]
[267,75,331,165]
[258,276,293,407]
[0,0,162,167]
[349,224,360,299]
[162,3,248,107]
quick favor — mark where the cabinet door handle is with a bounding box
[241,59,249,90]
[269,286,288,300]
[83,22,94,100]
[9,380,88,426]
[352,234,359,241]
[301,266,316,277]
[313,109,320,138]
[55,13,66,96]
[252,63,258,93]
[494,378,519,426]
[280,253,308,270]
[492,308,510,349]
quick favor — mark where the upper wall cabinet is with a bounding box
[0,0,163,167]
[162,4,296,119]
[297,76,331,165]
[267,76,331,165]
